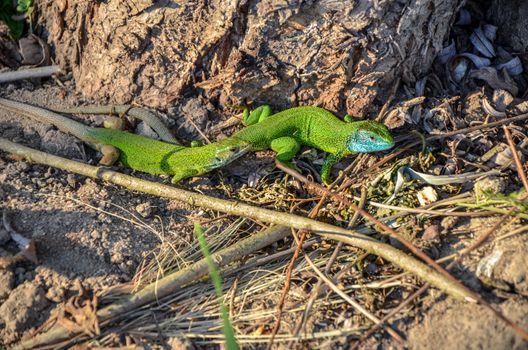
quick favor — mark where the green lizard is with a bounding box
[0,98,394,184]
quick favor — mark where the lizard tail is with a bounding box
[0,97,96,143]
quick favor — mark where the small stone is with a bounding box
[43,167,54,179]
[416,186,438,206]
[118,262,130,274]
[364,262,378,275]
[135,202,153,218]
[16,162,29,173]
[167,336,196,350]
[440,216,458,232]
[46,286,66,303]
[90,230,100,239]
[422,225,441,241]
[23,271,34,281]
[103,116,126,130]
[474,176,507,197]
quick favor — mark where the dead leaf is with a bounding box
[57,283,100,337]
[469,67,518,96]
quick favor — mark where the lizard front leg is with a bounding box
[171,168,200,184]
[98,144,120,166]
[270,136,301,169]
[321,152,344,185]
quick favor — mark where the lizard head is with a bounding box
[204,141,252,170]
[346,120,394,153]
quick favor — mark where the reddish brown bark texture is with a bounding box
[35,0,463,115]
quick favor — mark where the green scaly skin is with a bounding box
[0,98,394,184]
[206,105,394,183]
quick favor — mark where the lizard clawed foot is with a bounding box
[98,144,120,166]
[227,104,273,126]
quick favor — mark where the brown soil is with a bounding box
[0,85,201,344]
[1,0,528,348]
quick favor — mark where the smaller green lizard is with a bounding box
[0,98,394,184]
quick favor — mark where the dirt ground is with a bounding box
[0,81,527,349]
[1,1,528,346]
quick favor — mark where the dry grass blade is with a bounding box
[266,229,307,349]
[0,138,482,349]
[275,162,476,300]
[303,253,405,343]
[275,162,528,342]
[294,188,368,338]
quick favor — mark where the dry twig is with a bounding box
[0,137,478,349]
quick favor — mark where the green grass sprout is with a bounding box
[194,222,239,350]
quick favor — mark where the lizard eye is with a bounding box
[369,135,375,141]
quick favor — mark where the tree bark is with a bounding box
[35,0,463,116]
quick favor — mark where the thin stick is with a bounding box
[340,112,528,189]
[276,162,474,299]
[427,113,528,140]
[0,138,479,349]
[185,115,212,144]
[502,125,528,193]
[267,229,307,350]
[275,162,528,342]
[303,253,404,343]
[350,283,429,350]
[0,65,62,83]
[366,201,488,217]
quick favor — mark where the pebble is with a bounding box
[66,173,77,187]
[135,121,159,139]
[44,168,54,179]
[136,202,153,218]
[441,216,459,232]
[474,176,507,195]
[422,225,441,241]
[118,262,130,274]
[46,286,66,303]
